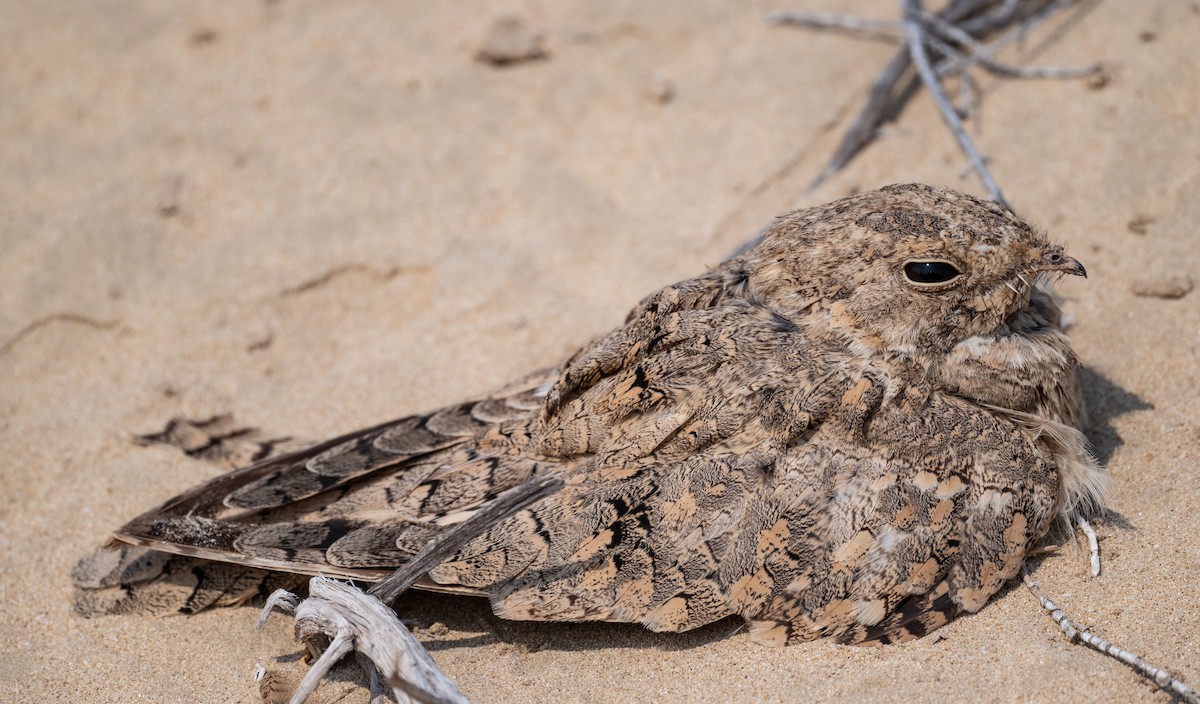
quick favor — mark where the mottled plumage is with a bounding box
[76,183,1104,645]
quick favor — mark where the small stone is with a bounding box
[1131,275,1194,300]
[1086,69,1110,90]
[1126,215,1154,235]
[189,28,219,46]
[647,71,676,104]
[475,16,547,67]
[419,622,450,637]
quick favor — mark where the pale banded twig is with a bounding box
[1023,569,1199,704]
[1074,512,1101,577]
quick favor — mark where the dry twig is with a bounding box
[1023,569,1200,704]
[901,0,1009,207]
[765,10,900,42]
[1074,512,1101,577]
[921,9,1100,79]
[768,0,1099,201]
[257,474,564,704]
[287,578,467,704]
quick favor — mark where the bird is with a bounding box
[75,183,1105,646]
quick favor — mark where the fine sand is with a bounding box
[2,1,1198,702]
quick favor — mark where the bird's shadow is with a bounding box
[394,590,742,655]
[1077,365,1152,467]
[1075,365,1150,530]
[260,589,740,695]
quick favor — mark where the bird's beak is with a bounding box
[1038,250,1087,278]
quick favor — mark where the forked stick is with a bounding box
[286,578,464,704]
[901,0,1009,207]
[258,474,564,704]
[765,10,901,42]
[769,0,1097,199]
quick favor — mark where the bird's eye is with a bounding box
[903,260,963,286]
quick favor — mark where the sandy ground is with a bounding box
[2,1,1198,702]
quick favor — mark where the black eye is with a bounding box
[903,260,962,285]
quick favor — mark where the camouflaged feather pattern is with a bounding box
[84,184,1105,645]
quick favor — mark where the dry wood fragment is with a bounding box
[257,475,564,703]
[475,16,547,67]
[284,578,467,704]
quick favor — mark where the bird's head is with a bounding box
[744,183,1086,360]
